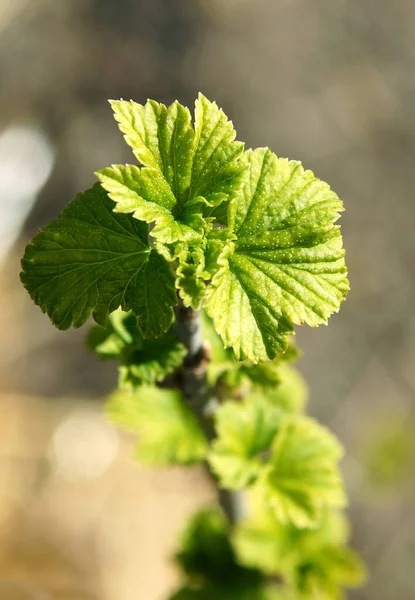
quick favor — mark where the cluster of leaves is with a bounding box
[169,505,365,600]
[92,316,365,598]
[19,94,363,599]
[105,314,345,530]
[20,93,348,363]
[169,508,279,600]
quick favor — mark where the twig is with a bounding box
[174,299,238,524]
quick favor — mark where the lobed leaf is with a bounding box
[107,387,207,466]
[173,508,276,600]
[175,243,209,309]
[258,417,346,528]
[263,363,308,414]
[97,94,245,247]
[20,184,176,336]
[87,309,186,387]
[235,504,366,598]
[208,394,284,489]
[190,93,245,208]
[205,148,349,362]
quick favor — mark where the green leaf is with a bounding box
[20,184,176,336]
[97,163,208,244]
[235,504,366,598]
[175,509,237,583]
[201,310,234,364]
[174,508,274,600]
[106,387,207,466]
[190,93,245,208]
[87,309,186,387]
[109,99,195,204]
[234,500,291,576]
[97,94,244,245]
[264,363,308,414]
[208,394,284,489]
[205,148,349,362]
[175,243,209,309]
[258,417,346,528]
[169,584,279,600]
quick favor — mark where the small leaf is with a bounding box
[87,309,186,387]
[20,184,176,336]
[98,95,244,245]
[174,508,274,600]
[205,148,349,362]
[109,99,195,205]
[175,243,209,309]
[175,509,236,583]
[258,417,346,528]
[168,584,279,600]
[191,93,245,208]
[107,387,207,466]
[264,363,308,414]
[235,502,366,598]
[208,394,284,489]
[96,164,207,244]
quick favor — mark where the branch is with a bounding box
[174,299,239,524]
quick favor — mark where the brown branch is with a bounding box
[174,299,239,524]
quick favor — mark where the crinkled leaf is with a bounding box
[208,394,284,489]
[109,99,195,204]
[97,94,244,244]
[235,503,366,597]
[190,93,245,208]
[175,243,209,309]
[107,387,207,466]
[205,148,349,362]
[20,184,176,336]
[258,417,346,528]
[87,309,186,387]
[96,163,207,244]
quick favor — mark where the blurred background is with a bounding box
[0,0,414,598]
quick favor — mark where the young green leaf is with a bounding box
[173,508,276,600]
[190,93,245,208]
[20,184,176,336]
[264,363,308,414]
[168,583,280,600]
[175,243,209,309]
[235,503,366,598]
[205,148,349,362]
[87,309,186,388]
[107,387,207,466]
[97,94,245,245]
[208,394,284,489]
[109,99,195,204]
[97,163,208,244]
[258,417,346,528]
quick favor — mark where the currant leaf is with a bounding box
[97,94,244,245]
[87,309,186,388]
[208,394,284,489]
[235,503,366,598]
[20,184,176,336]
[257,417,346,528]
[107,387,208,466]
[205,148,349,362]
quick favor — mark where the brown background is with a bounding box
[0,1,414,598]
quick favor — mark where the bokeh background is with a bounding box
[0,1,414,599]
